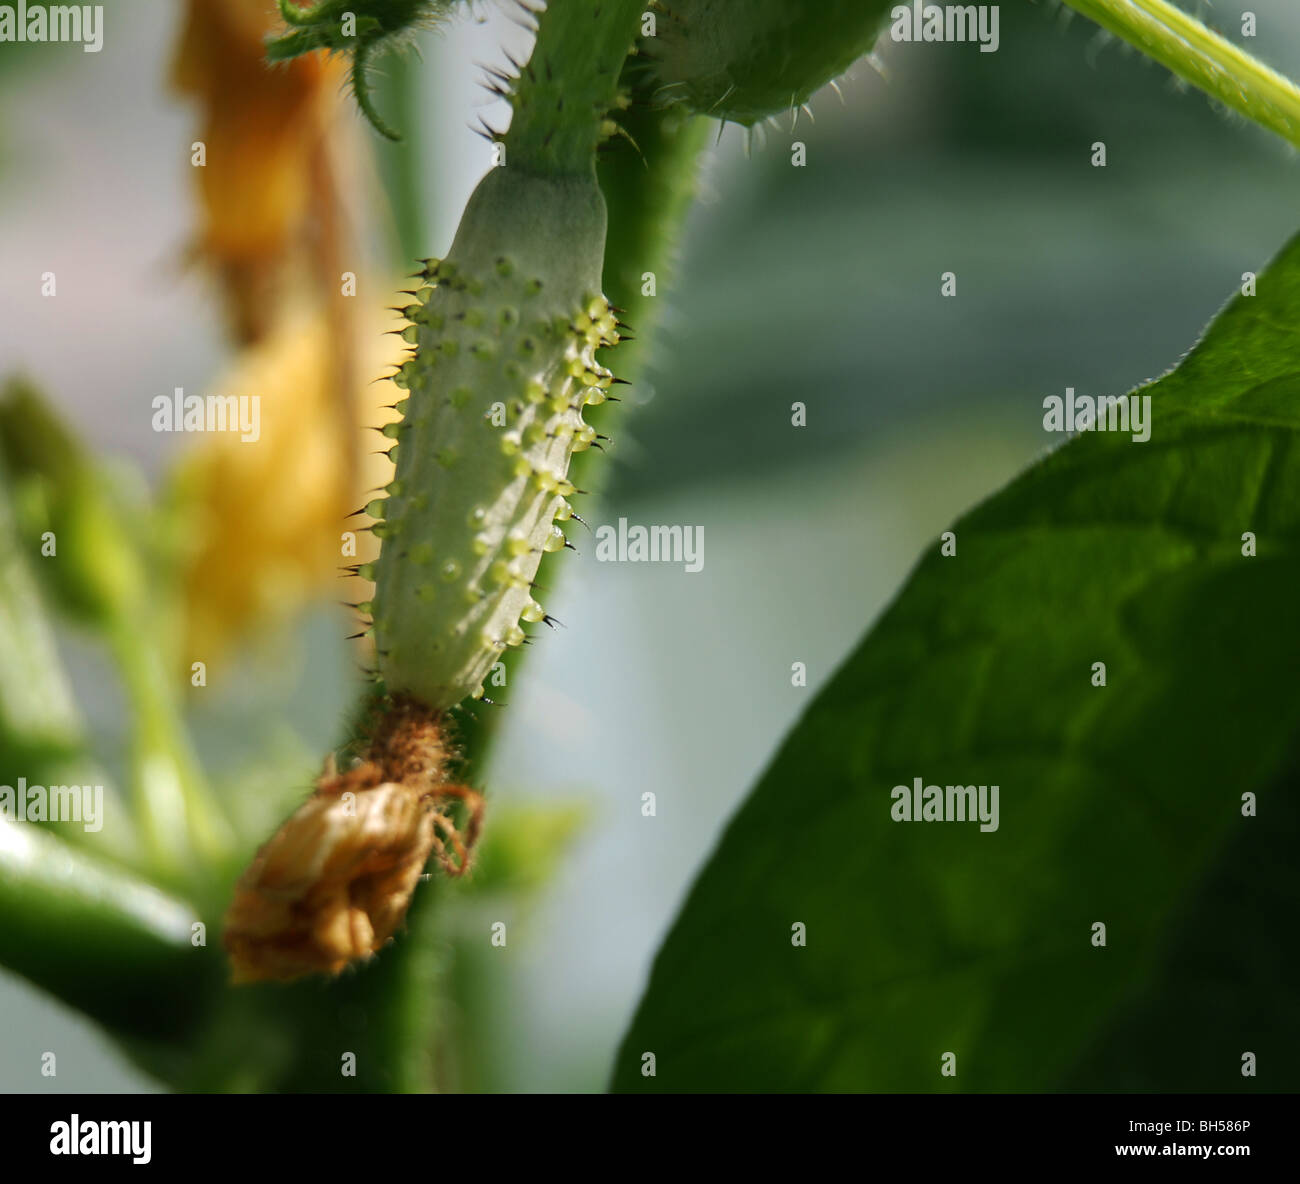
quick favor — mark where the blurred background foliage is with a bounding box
[0,1,1298,1091]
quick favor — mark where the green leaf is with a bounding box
[0,376,144,628]
[0,818,208,1041]
[612,232,1300,1092]
[0,377,232,881]
[458,800,589,900]
[0,441,141,866]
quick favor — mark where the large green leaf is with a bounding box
[611,233,1300,1092]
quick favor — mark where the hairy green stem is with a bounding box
[502,0,644,175]
[1062,0,1300,147]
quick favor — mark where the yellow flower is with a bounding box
[170,0,346,343]
[167,0,402,662]
[168,314,404,664]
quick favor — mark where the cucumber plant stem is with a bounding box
[503,0,644,176]
[1062,0,1300,148]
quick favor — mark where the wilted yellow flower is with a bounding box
[168,314,404,663]
[168,0,404,660]
[223,696,483,984]
[170,0,347,343]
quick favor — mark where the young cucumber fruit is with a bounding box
[370,167,620,709]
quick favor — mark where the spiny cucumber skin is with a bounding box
[370,168,619,710]
[649,0,893,126]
